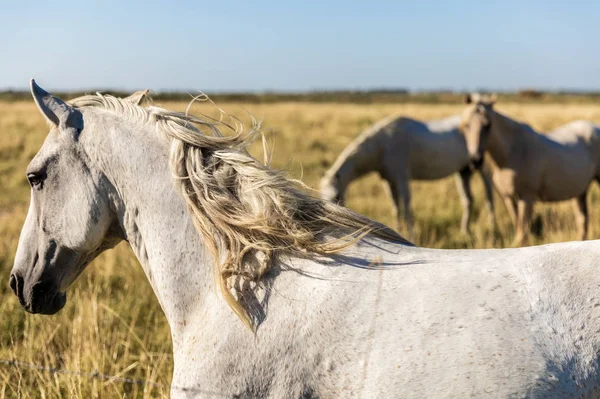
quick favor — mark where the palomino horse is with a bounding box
[12,81,600,398]
[460,94,600,244]
[320,115,495,237]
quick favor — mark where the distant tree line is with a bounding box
[0,88,598,104]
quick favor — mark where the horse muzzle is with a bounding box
[9,273,66,314]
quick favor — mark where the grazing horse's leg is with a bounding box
[385,175,412,239]
[514,198,533,246]
[478,170,496,229]
[400,181,413,239]
[502,196,518,227]
[455,167,473,234]
[573,190,589,240]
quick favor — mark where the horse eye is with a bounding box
[27,173,45,188]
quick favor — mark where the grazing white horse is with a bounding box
[12,80,600,398]
[460,94,600,244]
[320,115,496,236]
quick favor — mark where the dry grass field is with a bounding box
[1,99,600,397]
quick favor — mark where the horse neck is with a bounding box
[80,111,216,336]
[327,135,381,190]
[487,110,525,168]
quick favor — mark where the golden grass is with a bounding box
[1,100,599,397]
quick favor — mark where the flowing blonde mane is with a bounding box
[70,92,411,329]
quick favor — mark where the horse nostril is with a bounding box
[9,274,17,294]
[10,274,26,307]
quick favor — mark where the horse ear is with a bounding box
[489,93,498,105]
[464,93,472,104]
[30,79,81,130]
[125,89,151,105]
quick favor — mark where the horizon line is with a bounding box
[2,86,600,95]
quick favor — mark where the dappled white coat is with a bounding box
[12,83,600,398]
[76,104,600,398]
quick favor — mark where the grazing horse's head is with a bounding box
[459,93,496,168]
[8,81,142,314]
[320,174,344,205]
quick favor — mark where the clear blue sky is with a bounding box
[1,0,599,92]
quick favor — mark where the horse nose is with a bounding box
[9,274,17,294]
[9,273,26,306]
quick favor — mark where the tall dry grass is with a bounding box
[1,99,599,397]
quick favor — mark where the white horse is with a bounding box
[320,115,496,236]
[460,94,600,244]
[11,80,600,398]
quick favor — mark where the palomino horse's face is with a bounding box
[459,93,496,166]
[9,81,124,314]
[320,175,344,205]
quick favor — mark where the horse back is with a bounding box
[405,116,468,179]
[355,115,468,180]
[328,240,600,397]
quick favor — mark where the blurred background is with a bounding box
[1,1,599,397]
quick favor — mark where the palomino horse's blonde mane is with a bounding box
[69,92,410,330]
